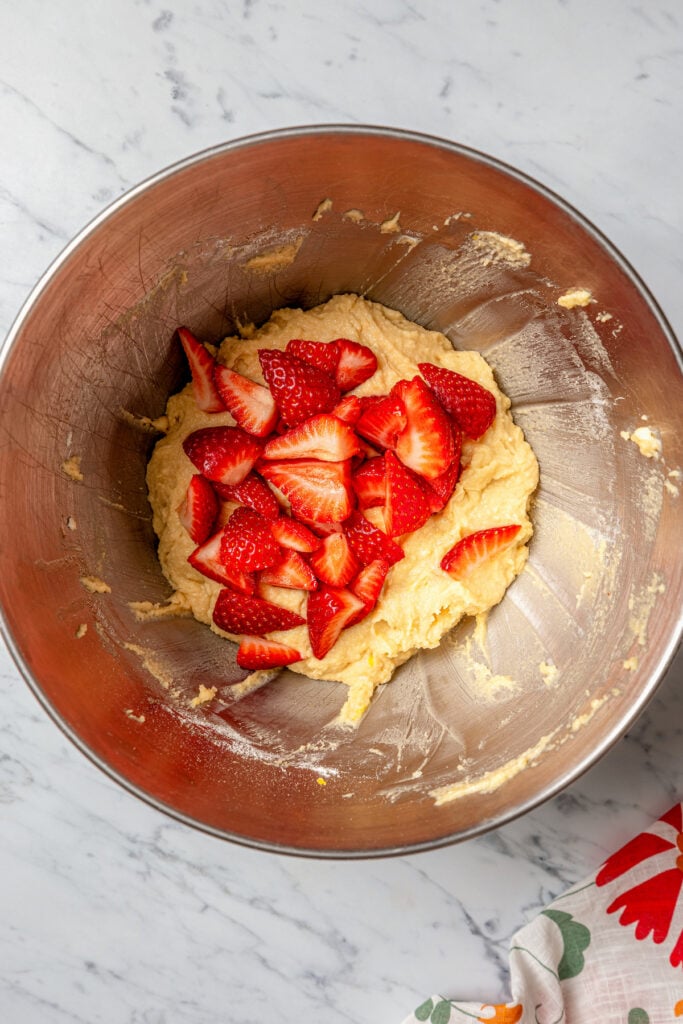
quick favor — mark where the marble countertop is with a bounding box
[1,1,681,1020]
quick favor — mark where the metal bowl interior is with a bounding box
[0,126,681,856]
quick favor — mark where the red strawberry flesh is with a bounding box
[213,588,306,635]
[259,459,354,524]
[236,636,302,669]
[344,510,404,567]
[220,506,282,572]
[178,327,225,413]
[269,516,321,553]
[258,349,340,427]
[214,471,281,520]
[384,451,432,536]
[393,376,455,480]
[308,532,361,588]
[177,474,218,544]
[307,586,366,660]
[335,338,378,391]
[188,528,255,594]
[441,524,522,579]
[259,549,319,591]
[262,414,361,462]
[286,338,340,376]
[355,394,406,451]
[183,426,262,487]
[418,362,496,439]
[213,363,277,438]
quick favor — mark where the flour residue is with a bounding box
[245,236,304,273]
[80,575,111,594]
[557,288,592,309]
[62,455,84,482]
[312,198,332,221]
[470,231,531,268]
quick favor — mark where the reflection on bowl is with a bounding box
[0,126,681,856]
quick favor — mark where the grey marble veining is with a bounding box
[1,1,682,1021]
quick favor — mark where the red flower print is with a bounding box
[596,802,683,970]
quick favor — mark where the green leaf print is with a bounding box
[430,1000,452,1024]
[542,909,591,980]
[414,999,434,1022]
[627,1010,650,1024]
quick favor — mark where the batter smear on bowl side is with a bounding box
[146,294,539,723]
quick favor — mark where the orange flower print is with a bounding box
[674,998,683,1016]
[596,803,683,969]
[477,1004,523,1023]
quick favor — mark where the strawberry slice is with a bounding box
[259,549,318,591]
[332,394,362,425]
[384,451,432,536]
[419,363,497,439]
[352,457,386,510]
[176,474,218,544]
[213,364,278,438]
[188,527,255,594]
[355,393,407,451]
[213,471,281,520]
[344,510,404,567]
[440,524,522,579]
[269,516,321,553]
[183,426,262,487]
[423,428,463,512]
[236,636,303,670]
[307,586,366,660]
[213,588,306,635]
[286,338,340,376]
[393,376,455,480]
[258,349,340,427]
[335,338,378,391]
[220,506,282,572]
[309,532,361,588]
[178,327,225,413]
[349,558,390,622]
[262,413,361,462]
[259,459,354,524]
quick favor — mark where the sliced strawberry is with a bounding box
[269,516,321,553]
[214,471,281,520]
[352,457,386,510]
[423,428,463,512]
[332,394,362,425]
[236,636,303,670]
[258,349,340,427]
[259,459,354,524]
[308,532,361,588]
[349,558,390,622]
[176,474,218,544]
[393,376,455,480]
[307,586,366,660]
[384,451,432,537]
[213,363,278,438]
[182,426,262,487]
[344,510,404,567]
[355,393,407,451]
[419,362,497,439]
[259,549,318,591]
[286,338,340,376]
[188,527,255,594]
[440,524,522,579]
[213,588,306,635]
[178,327,225,413]
[335,338,378,391]
[262,414,361,462]
[220,506,282,572]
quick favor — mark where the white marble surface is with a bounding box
[1,1,682,1020]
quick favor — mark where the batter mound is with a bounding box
[147,294,539,722]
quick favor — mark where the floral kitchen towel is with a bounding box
[403,803,683,1024]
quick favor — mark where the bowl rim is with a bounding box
[1,123,682,858]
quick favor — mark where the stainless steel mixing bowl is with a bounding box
[1,126,681,856]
